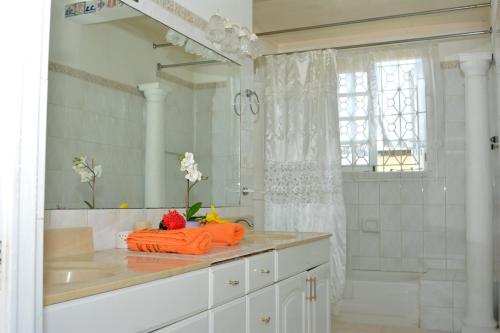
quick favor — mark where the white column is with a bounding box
[138,82,169,208]
[459,52,497,333]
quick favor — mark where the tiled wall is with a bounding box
[45,70,146,209]
[46,68,242,209]
[343,64,471,332]
[344,65,466,274]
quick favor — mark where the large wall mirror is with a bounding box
[45,0,241,209]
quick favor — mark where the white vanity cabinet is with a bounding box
[155,312,209,333]
[277,272,309,333]
[307,263,331,333]
[246,285,277,333]
[44,238,330,333]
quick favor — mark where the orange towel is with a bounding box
[202,223,245,246]
[127,228,212,255]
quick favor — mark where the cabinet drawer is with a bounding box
[155,312,209,333]
[246,252,275,293]
[247,285,277,333]
[209,297,246,333]
[44,268,209,333]
[275,239,330,281]
[209,260,246,307]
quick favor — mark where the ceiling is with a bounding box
[253,0,491,52]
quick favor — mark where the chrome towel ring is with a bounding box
[233,89,260,116]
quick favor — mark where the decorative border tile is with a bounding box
[49,61,142,96]
[194,81,228,89]
[150,0,208,30]
[441,60,460,69]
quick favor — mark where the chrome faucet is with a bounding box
[234,218,255,230]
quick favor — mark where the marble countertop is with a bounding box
[44,231,330,306]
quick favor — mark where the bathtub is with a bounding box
[337,270,420,327]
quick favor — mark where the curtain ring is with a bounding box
[233,92,241,116]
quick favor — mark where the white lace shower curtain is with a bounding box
[257,49,347,309]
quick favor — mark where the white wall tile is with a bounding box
[424,232,446,258]
[401,231,423,259]
[446,231,465,259]
[358,204,379,223]
[380,205,401,231]
[380,258,402,271]
[421,306,453,332]
[357,256,380,270]
[87,210,119,251]
[359,232,380,257]
[446,205,465,231]
[346,204,359,230]
[358,182,379,205]
[401,181,423,205]
[446,177,465,205]
[343,181,358,204]
[453,308,465,333]
[445,152,465,179]
[423,179,446,205]
[380,181,401,204]
[421,280,452,307]
[381,231,401,258]
[118,209,146,231]
[452,281,466,309]
[401,205,423,231]
[423,259,446,270]
[424,205,445,232]
[445,95,465,123]
[401,258,423,272]
[48,210,88,229]
[348,230,360,257]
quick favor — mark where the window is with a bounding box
[338,58,427,172]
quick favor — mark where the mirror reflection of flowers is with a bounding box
[72,156,102,209]
[180,152,208,222]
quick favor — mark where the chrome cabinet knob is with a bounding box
[260,268,271,274]
[228,280,240,286]
[260,316,271,324]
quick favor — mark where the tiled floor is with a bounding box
[332,321,426,333]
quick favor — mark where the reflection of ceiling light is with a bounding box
[165,29,186,47]
[205,12,260,59]
[165,29,227,63]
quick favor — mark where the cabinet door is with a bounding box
[247,285,277,333]
[276,272,308,333]
[154,312,209,333]
[307,264,331,333]
[210,297,246,333]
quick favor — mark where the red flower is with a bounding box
[160,210,186,230]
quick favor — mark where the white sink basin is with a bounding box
[44,261,118,285]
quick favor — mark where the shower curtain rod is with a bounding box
[157,60,218,70]
[256,3,490,36]
[262,29,491,57]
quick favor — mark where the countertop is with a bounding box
[44,231,330,306]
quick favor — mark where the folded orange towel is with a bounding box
[202,223,245,246]
[127,228,212,255]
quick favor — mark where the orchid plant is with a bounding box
[72,156,102,209]
[180,152,208,221]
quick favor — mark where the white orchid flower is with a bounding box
[185,163,202,183]
[94,165,103,178]
[180,152,195,171]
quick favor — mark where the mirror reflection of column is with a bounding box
[138,82,169,208]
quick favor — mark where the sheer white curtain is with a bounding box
[257,49,347,309]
